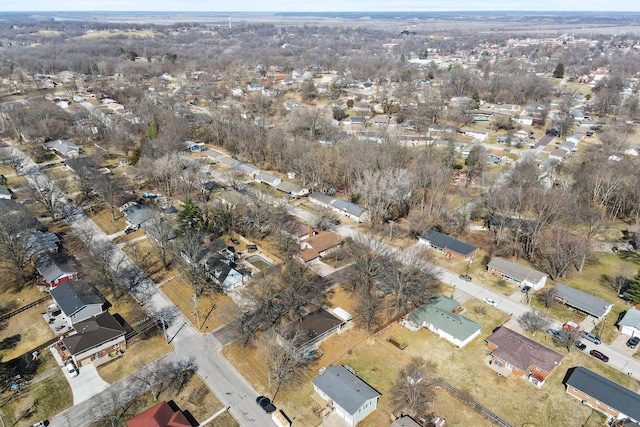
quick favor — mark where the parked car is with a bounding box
[483,297,497,307]
[574,341,587,351]
[584,333,602,345]
[627,336,640,349]
[589,349,609,362]
[230,238,240,245]
[124,225,137,234]
[612,246,619,253]
[521,285,531,293]
[563,322,579,332]
[546,329,561,339]
[256,396,276,414]
[65,361,78,377]
[458,274,472,282]
[31,422,47,427]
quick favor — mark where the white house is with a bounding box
[255,172,282,187]
[487,257,547,291]
[618,308,640,337]
[49,280,104,327]
[312,366,381,426]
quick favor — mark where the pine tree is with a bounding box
[553,62,565,79]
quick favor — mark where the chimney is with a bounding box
[308,225,313,239]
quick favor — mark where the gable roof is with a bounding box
[62,312,126,355]
[486,327,563,374]
[35,253,77,283]
[331,198,367,217]
[488,257,547,284]
[619,308,640,330]
[419,230,477,257]
[282,309,344,348]
[276,180,308,195]
[126,401,191,427]
[306,231,342,253]
[23,230,60,259]
[408,294,482,341]
[49,280,102,318]
[553,284,613,319]
[44,139,80,156]
[565,366,640,422]
[312,366,381,415]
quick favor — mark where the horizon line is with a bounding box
[2,10,640,13]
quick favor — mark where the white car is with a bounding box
[483,297,498,307]
[65,362,78,377]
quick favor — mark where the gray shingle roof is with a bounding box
[312,366,380,415]
[331,199,367,217]
[487,257,547,285]
[419,230,477,257]
[619,308,640,330]
[49,280,102,318]
[62,312,125,355]
[553,284,613,319]
[565,366,640,422]
[23,231,59,259]
[35,253,77,283]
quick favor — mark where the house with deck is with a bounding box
[49,280,104,326]
[486,327,563,387]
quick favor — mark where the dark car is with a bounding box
[230,238,240,245]
[590,349,609,362]
[256,396,276,414]
[458,274,472,282]
[612,246,619,253]
[574,341,587,351]
[521,285,532,293]
[627,336,640,349]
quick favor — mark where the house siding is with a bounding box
[73,335,126,367]
[67,304,104,325]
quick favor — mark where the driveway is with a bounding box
[49,347,110,405]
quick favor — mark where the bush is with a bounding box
[0,334,21,350]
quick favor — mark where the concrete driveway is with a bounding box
[49,347,110,404]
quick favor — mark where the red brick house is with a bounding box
[564,366,640,424]
[486,327,563,387]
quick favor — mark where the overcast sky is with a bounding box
[3,0,640,12]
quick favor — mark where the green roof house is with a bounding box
[402,293,482,348]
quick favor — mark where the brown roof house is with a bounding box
[61,312,126,367]
[297,230,342,264]
[126,401,191,427]
[279,308,346,356]
[486,326,563,387]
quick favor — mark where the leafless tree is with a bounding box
[311,207,339,231]
[145,217,175,269]
[27,177,65,219]
[536,227,588,280]
[354,168,413,225]
[541,286,558,308]
[0,208,31,282]
[390,357,437,419]
[173,230,217,296]
[260,326,306,402]
[518,310,551,336]
[554,328,580,352]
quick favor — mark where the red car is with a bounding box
[589,350,609,362]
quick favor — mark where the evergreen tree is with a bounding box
[553,62,565,79]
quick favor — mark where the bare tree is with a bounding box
[173,230,217,296]
[145,217,175,269]
[554,328,580,352]
[132,358,195,402]
[27,178,65,219]
[260,327,306,402]
[390,357,437,419]
[0,208,32,282]
[311,207,339,231]
[518,310,551,336]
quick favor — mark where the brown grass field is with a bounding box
[88,204,128,235]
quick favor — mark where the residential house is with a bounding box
[624,145,640,157]
[0,185,12,200]
[218,190,254,208]
[460,127,489,141]
[487,257,547,291]
[255,172,282,188]
[43,139,80,158]
[402,294,482,348]
[61,312,126,367]
[201,253,247,292]
[236,163,260,179]
[566,134,584,146]
[183,140,205,152]
[49,280,104,326]
[330,198,369,223]
[312,365,381,426]
[231,87,244,97]
[23,230,60,261]
[486,327,564,387]
[549,148,571,161]
[565,366,640,424]
[298,231,342,264]
[417,230,478,261]
[35,253,78,289]
[552,284,613,321]
[372,115,396,128]
[344,117,366,128]
[218,156,241,169]
[279,308,345,355]
[513,115,534,126]
[276,180,310,198]
[126,401,191,427]
[283,218,311,241]
[495,104,521,112]
[618,308,640,337]
[122,203,158,229]
[202,149,225,163]
[558,141,576,152]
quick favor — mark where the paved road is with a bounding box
[2,141,275,427]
